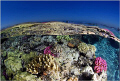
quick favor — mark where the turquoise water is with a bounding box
[81,35,119,80]
[79,22,120,80]
[94,38,119,80]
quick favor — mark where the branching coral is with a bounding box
[94,57,107,73]
[26,54,59,75]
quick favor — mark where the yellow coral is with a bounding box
[78,42,89,54]
[4,57,22,76]
[27,54,59,74]
[78,42,96,54]
[67,77,78,81]
[87,44,96,54]
[13,72,38,81]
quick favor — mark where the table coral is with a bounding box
[94,57,107,73]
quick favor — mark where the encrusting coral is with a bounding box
[26,54,59,75]
[4,56,22,76]
[13,72,40,81]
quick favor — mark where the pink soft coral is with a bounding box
[44,46,55,57]
[103,29,115,36]
[94,57,107,73]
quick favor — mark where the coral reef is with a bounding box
[41,36,57,45]
[94,57,107,73]
[26,54,59,74]
[67,39,81,48]
[4,56,22,76]
[67,76,78,81]
[56,35,73,42]
[77,55,93,67]
[1,35,108,81]
[78,42,89,54]
[103,29,115,36]
[92,70,107,81]
[78,42,96,59]
[13,72,41,81]
[44,46,55,57]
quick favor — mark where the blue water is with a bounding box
[78,22,120,80]
[94,37,119,80]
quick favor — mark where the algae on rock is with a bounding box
[13,72,41,81]
[56,35,73,42]
[4,56,22,76]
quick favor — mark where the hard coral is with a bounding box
[27,54,59,74]
[56,35,73,42]
[78,42,89,54]
[94,57,107,73]
[87,44,96,54]
[68,39,81,48]
[78,42,96,58]
[13,72,37,81]
[4,57,22,76]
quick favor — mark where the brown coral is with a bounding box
[68,39,81,48]
[67,77,78,81]
[26,54,59,74]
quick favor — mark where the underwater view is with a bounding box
[1,21,120,81]
[1,1,119,81]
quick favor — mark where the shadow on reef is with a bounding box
[81,35,103,44]
[78,72,93,80]
[81,34,119,49]
[108,38,119,49]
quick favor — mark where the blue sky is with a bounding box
[1,1,119,29]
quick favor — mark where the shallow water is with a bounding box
[1,22,119,81]
[94,38,119,80]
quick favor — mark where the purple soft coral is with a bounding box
[44,46,55,57]
[94,57,107,73]
[3,70,9,80]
